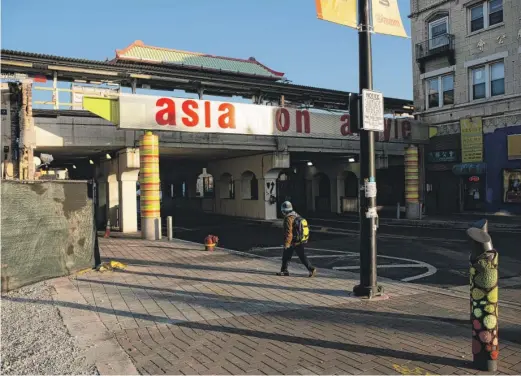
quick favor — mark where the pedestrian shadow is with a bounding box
[78,273,353,298]
[99,256,347,279]
[99,257,281,276]
[72,277,472,337]
[180,320,474,370]
[1,295,475,369]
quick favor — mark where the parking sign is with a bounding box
[361,89,384,132]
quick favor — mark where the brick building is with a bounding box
[410,0,521,214]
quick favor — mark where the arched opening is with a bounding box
[276,169,306,217]
[196,168,214,198]
[341,171,358,213]
[344,171,358,198]
[241,170,258,200]
[219,172,235,199]
[313,172,331,212]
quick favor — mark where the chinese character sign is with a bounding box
[460,117,483,163]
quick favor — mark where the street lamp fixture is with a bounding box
[348,157,355,162]
[307,161,313,166]
[89,159,94,165]
[106,153,112,160]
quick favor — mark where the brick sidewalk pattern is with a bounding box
[58,237,521,374]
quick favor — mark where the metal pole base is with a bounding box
[473,358,497,372]
[353,284,384,299]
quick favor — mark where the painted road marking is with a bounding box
[307,217,521,234]
[308,225,467,242]
[334,264,423,270]
[257,246,437,282]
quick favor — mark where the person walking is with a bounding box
[276,201,316,277]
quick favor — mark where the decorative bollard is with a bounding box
[467,219,499,372]
[167,216,173,241]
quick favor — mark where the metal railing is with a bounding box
[32,73,120,110]
[415,33,455,61]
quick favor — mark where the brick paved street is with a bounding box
[55,236,521,374]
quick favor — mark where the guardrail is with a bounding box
[33,84,120,110]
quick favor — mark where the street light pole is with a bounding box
[353,0,383,298]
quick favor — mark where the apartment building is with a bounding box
[410,0,521,214]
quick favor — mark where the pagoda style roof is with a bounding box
[114,40,285,80]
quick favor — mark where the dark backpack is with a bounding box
[292,215,310,244]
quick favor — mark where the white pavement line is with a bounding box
[261,246,356,255]
[401,263,438,282]
[311,227,467,242]
[334,264,424,270]
[306,255,350,259]
[259,246,438,282]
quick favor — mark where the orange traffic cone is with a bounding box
[103,220,111,238]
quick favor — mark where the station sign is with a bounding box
[89,94,428,143]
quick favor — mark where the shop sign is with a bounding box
[427,150,458,163]
[115,94,429,143]
[469,176,480,182]
[507,134,521,160]
[460,117,483,163]
[452,163,487,176]
[503,169,521,204]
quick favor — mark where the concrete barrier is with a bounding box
[1,180,95,292]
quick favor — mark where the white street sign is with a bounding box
[361,89,384,132]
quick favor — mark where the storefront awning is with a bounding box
[452,163,487,175]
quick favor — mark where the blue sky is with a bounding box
[1,0,414,100]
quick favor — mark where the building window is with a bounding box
[472,67,486,100]
[241,171,258,200]
[469,0,503,33]
[470,60,505,100]
[229,180,235,199]
[426,74,454,109]
[490,61,505,96]
[428,17,449,50]
[442,75,455,105]
[203,176,214,198]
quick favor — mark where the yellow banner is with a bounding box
[315,0,357,29]
[371,0,408,38]
[507,134,521,160]
[460,117,483,163]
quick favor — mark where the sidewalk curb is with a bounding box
[50,277,139,375]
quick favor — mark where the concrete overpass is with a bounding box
[1,43,427,238]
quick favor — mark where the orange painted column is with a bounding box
[140,131,161,240]
[404,145,420,219]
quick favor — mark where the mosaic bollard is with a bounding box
[140,131,161,240]
[404,145,420,219]
[467,219,499,372]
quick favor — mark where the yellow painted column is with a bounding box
[140,131,161,240]
[404,145,420,219]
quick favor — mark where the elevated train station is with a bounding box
[1,40,428,238]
